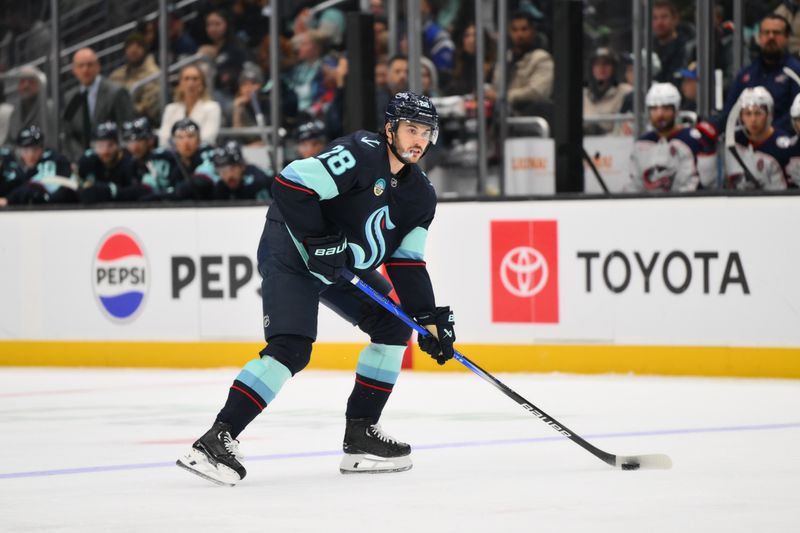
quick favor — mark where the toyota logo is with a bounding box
[500,246,549,297]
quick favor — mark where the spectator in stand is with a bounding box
[158,64,222,148]
[446,23,496,96]
[77,122,141,204]
[626,83,717,193]
[231,0,270,49]
[109,33,162,124]
[230,63,269,145]
[774,0,800,55]
[376,55,408,130]
[287,30,326,116]
[212,140,271,201]
[308,55,346,140]
[583,48,632,135]
[486,10,553,116]
[715,13,800,134]
[6,65,56,143]
[294,118,327,160]
[0,126,75,207]
[724,87,791,190]
[292,1,346,50]
[677,62,698,112]
[199,9,249,110]
[62,48,136,162]
[420,0,456,87]
[652,0,690,84]
[420,57,441,98]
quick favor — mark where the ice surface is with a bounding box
[1,367,798,532]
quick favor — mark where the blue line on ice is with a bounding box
[2,421,798,480]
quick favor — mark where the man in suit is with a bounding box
[62,47,136,162]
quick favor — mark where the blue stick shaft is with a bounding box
[339,268,618,467]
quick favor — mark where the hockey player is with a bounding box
[77,121,141,203]
[0,126,75,206]
[177,91,457,485]
[295,118,328,159]
[139,118,217,200]
[211,140,272,201]
[626,83,717,193]
[0,145,22,198]
[724,86,791,190]
[782,93,800,188]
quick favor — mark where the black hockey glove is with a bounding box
[305,233,348,283]
[414,306,456,365]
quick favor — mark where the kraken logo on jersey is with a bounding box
[349,206,396,270]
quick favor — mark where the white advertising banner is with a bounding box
[1,196,798,349]
[504,136,635,195]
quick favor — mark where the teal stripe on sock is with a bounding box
[356,343,405,385]
[237,357,292,405]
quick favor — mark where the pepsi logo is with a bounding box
[92,230,149,322]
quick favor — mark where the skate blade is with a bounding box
[339,453,412,474]
[176,449,241,487]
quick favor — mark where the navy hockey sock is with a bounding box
[345,343,405,423]
[346,374,395,423]
[217,356,292,438]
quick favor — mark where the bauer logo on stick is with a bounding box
[491,220,559,323]
[92,229,150,322]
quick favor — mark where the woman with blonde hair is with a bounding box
[158,64,221,147]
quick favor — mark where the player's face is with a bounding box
[793,117,800,135]
[126,139,149,160]
[218,164,244,189]
[390,120,432,163]
[18,146,43,169]
[648,105,676,132]
[94,140,120,166]
[741,107,769,138]
[297,138,325,159]
[173,131,200,158]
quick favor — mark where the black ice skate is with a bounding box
[176,421,246,486]
[340,418,412,474]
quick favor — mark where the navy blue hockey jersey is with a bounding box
[270,129,438,314]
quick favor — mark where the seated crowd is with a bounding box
[1,0,799,204]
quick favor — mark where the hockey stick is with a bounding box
[581,147,610,194]
[341,268,672,471]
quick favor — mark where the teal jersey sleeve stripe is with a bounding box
[390,226,428,261]
[282,158,340,200]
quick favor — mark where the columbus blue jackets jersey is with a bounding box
[725,129,792,190]
[270,129,437,314]
[213,164,272,201]
[627,126,717,192]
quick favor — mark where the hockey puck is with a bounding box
[621,463,640,470]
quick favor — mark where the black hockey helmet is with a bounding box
[17,125,44,147]
[122,117,152,141]
[171,117,200,137]
[295,119,326,142]
[384,91,439,145]
[95,121,119,142]
[213,140,244,167]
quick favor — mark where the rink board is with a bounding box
[1,197,798,377]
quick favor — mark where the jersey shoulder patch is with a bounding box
[776,135,792,149]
